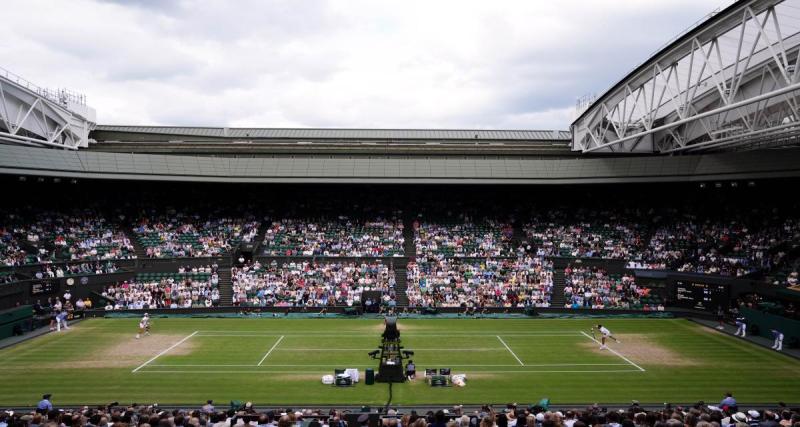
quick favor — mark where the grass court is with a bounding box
[0,317,798,406]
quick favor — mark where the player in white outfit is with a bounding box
[136,313,151,339]
[771,329,783,351]
[734,317,747,337]
[595,324,620,349]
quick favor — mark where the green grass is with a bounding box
[0,317,798,406]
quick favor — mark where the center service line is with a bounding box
[258,335,285,366]
[496,335,524,366]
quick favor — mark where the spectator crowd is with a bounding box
[103,266,220,309]
[134,209,259,258]
[3,395,798,427]
[262,216,404,257]
[563,264,660,310]
[33,261,120,279]
[232,260,396,307]
[406,256,553,308]
[414,216,515,258]
[1,204,799,286]
[524,208,647,260]
[631,214,799,277]
[2,209,135,266]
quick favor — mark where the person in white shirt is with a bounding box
[136,313,150,339]
[734,316,747,337]
[56,310,69,331]
[771,329,784,351]
[563,411,577,427]
[596,324,620,349]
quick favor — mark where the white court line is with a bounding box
[273,348,524,351]
[135,369,643,374]
[263,364,522,367]
[195,333,582,337]
[151,364,261,367]
[452,369,643,373]
[197,329,580,336]
[138,370,340,374]
[257,335,285,366]
[497,336,524,366]
[440,363,629,367]
[132,331,198,373]
[580,331,646,372]
[149,362,631,367]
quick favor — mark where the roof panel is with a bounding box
[94,125,571,141]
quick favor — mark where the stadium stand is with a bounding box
[0,270,18,284]
[102,266,220,309]
[632,211,800,277]
[405,256,553,308]
[261,215,404,257]
[1,208,135,265]
[523,208,647,259]
[2,183,800,312]
[231,260,396,307]
[133,208,259,258]
[1,227,29,266]
[1,400,797,427]
[33,261,120,278]
[414,217,516,258]
[563,264,660,310]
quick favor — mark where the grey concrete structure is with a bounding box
[1,143,798,183]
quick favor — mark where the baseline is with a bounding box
[496,335,524,366]
[135,368,642,374]
[131,331,198,373]
[580,331,646,372]
[257,335,285,366]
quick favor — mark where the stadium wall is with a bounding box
[741,307,800,346]
[0,272,135,311]
[2,144,800,183]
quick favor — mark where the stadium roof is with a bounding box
[3,142,800,184]
[572,0,800,154]
[94,125,571,141]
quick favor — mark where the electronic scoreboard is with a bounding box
[30,281,59,296]
[674,280,729,310]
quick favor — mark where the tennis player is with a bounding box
[136,313,150,339]
[596,324,620,349]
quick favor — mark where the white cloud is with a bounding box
[0,0,730,130]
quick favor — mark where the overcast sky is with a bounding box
[1,0,729,130]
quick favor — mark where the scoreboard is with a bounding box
[31,281,59,295]
[674,281,729,310]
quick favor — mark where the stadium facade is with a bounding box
[0,0,799,410]
[2,1,800,183]
[0,2,798,326]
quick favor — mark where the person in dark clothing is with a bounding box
[405,360,416,380]
[430,410,448,427]
[758,411,779,427]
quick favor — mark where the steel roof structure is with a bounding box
[0,67,96,149]
[572,0,800,154]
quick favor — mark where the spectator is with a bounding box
[36,394,53,414]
